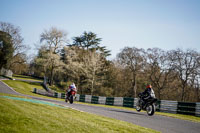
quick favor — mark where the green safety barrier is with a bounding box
[123,97,134,107]
[106,97,114,105]
[33,88,200,117]
[156,100,161,112]
[54,92,58,98]
[177,102,196,115]
[91,96,99,104]
[79,95,85,102]
[61,93,65,99]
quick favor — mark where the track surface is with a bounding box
[0,80,200,133]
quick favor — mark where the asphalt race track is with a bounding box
[0,81,200,133]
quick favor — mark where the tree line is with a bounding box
[0,22,200,102]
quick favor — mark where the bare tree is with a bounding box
[189,54,200,102]
[40,27,67,54]
[117,47,146,97]
[146,48,175,100]
[169,49,199,101]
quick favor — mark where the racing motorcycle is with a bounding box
[65,89,76,104]
[136,93,157,116]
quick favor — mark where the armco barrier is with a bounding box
[156,100,161,111]
[91,96,99,104]
[79,95,85,102]
[106,97,114,105]
[85,95,92,103]
[160,100,177,114]
[33,88,200,117]
[177,102,196,115]
[99,96,106,104]
[54,92,58,98]
[114,97,123,106]
[196,103,200,117]
[61,93,65,99]
[76,94,80,101]
[123,97,134,108]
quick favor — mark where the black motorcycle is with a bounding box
[136,93,157,116]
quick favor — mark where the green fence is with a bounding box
[61,93,65,99]
[123,97,134,108]
[79,95,85,102]
[91,96,99,104]
[106,97,114,105]
[54,92,58,98]
[177,102,196,115]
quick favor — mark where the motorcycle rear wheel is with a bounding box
[146,104,155,116]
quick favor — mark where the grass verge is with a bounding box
[12,74,43,82]
[1,80,63,101]
[0,95,159,133]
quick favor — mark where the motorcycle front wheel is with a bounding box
[136,101,141,112]
[69,95,74,104]
[136,105,141,112]
[65,97,68,103]
[146,104,155,116]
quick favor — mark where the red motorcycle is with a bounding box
[65,89,76,104]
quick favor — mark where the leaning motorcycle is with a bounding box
[136,93,157,116]
[65,90,76,104]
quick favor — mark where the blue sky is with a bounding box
[1,0,200,59]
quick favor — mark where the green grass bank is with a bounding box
[0,94,159,133]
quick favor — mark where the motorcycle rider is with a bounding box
[66,83,77,98]
[139,84,155,106]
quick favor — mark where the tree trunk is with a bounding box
[181,83,186,101]
[91,69,95,95]
[50,66,54,86]
[132,73,137,98]
[158,88,161,100]
[134,80,137,98]
[196,87,200,102]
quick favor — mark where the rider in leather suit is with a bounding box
[140,84,155,105]
[66,83,77,97]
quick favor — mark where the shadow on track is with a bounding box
[109,109,145,116]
